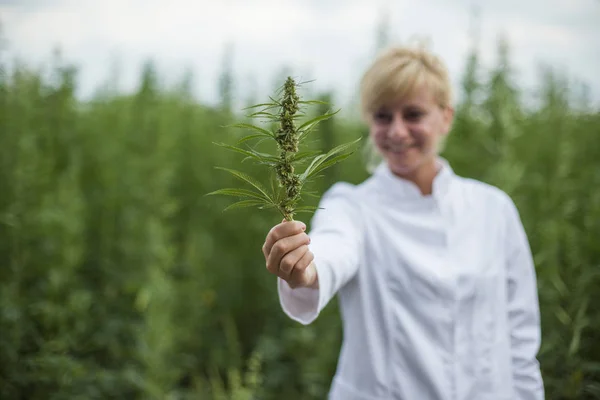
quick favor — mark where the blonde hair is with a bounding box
[360,42,453,121]
[359,41,454,172]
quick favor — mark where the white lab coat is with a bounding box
[278,158,545,400]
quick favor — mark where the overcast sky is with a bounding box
[1,0,599,109]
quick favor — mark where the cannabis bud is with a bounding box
[208,76,360,221]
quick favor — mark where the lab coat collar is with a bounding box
[373,157,455,201]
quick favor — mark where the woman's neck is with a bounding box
[390,158,440,196]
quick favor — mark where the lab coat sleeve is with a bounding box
[504,199,545,400]
[278,182,362,325]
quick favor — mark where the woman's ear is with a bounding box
[442,106,455,135]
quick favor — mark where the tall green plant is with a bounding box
[208,77,360,221]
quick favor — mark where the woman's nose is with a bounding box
[389,117,409,139]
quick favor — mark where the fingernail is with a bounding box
[301,223,306,231]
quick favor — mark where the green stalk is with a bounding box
[275,77,301,221]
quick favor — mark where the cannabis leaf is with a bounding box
[207,76,360,221]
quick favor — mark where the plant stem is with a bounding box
[275,77,301,221]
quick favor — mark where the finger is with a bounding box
[278,244,310,280]
[263,220,306,259]
[266,232,310,274]
[263,219,306,257]
[288,252,315,288]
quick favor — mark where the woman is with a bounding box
[262,44,544,400]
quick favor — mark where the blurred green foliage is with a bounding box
[0,38,599,399]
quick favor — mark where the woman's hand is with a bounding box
[262,220,318,289]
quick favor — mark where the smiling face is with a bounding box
[360,45,454,179]
[368,85,454,177]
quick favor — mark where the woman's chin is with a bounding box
[388,163,417,178]
[384,150,420,174]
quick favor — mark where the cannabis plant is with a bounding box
[208,77,360,221]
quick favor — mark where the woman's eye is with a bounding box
[405,111,424,121]
[374,112,392,123]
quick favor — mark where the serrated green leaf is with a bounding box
[236,133,272,144]
[297,109,340,140]
[298,112,338,131]
[260,203,279,210]
[294,206,321,213]
[299,100,329,105]
[228,123,274,138]
[213,142,261,160]
[300,190,321,199]
[205,188,270,202]
[300,154,328,182]
[242,137,272,149]
[307,152,354,180]
[293,150,321,163]
[240,158,278,168]
[242,102,279,110]
[223,199,267,212]
[247,148,279,161]
[300,137,361,182]
[248,111,278,119]
[214,142,280,167]
[215,167,275,204]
